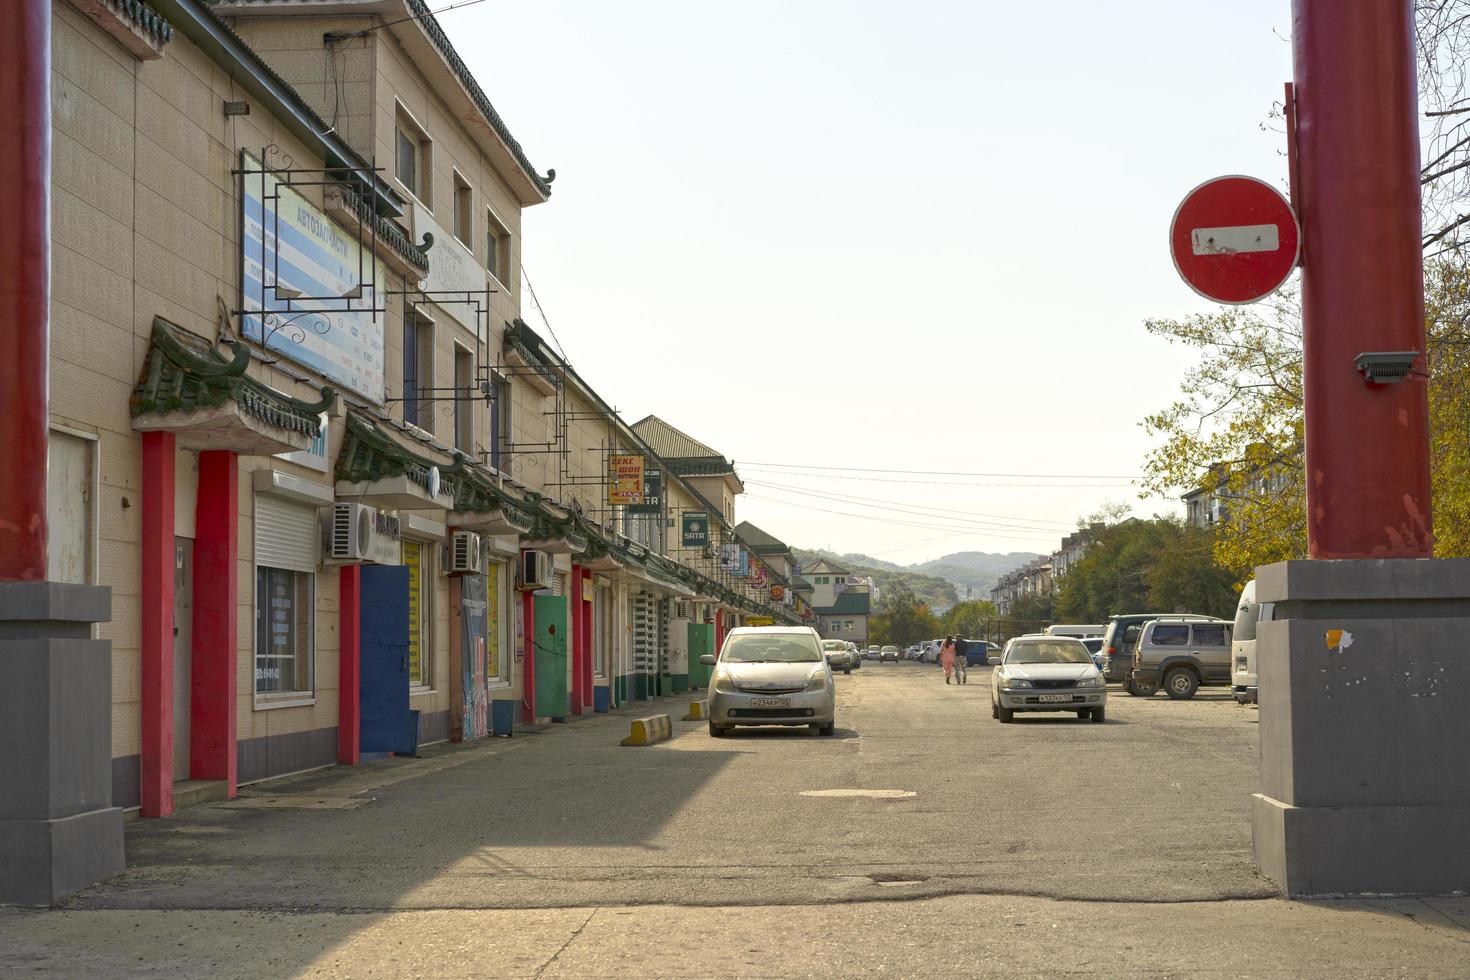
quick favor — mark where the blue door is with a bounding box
[360,564,414,754]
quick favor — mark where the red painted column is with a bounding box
[191,451,238,795]
[140,431,175,817]
[569,564,584,715]
[0,0,50,583]
[520,589,536,724]
[1294,0,1431,558]
[338,565,361,764]
[581,571,594,709]
[714,608,726,653]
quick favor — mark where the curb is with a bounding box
[620,714,673,746]
[682,700,708,721]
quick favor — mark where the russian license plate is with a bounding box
[752,697,792,708]
[1038,694,1072,703]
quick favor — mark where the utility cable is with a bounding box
[740,461,1139,480]
[745,479,1076,531]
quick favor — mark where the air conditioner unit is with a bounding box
[447,530,483,574]
[327,502,376,562]
[518,549,551,591]
[675,601,690,619]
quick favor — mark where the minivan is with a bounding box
[1044,624,1104,639]
[1129,616,1233,700]
[1231,580,1273,704]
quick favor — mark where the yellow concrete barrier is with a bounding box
[620,714,673,746]
[683,700,708,721]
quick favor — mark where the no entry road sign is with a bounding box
[1170,175,1300,304]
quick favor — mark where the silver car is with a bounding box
[989,635,1108,723]
[703,627,836,737]
[822,638,853,674]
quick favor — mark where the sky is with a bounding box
[444,0,1295,564]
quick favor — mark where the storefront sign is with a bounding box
[275,410,330,473]
[681,511,710,548]
[240,152,386,402]
[770,584,785,601]
[750,563,768,587]
[608,454,644,505]
[628,467,663,514]
[747,616,774,627]
[366,508,403,565]
[722,544,749,577]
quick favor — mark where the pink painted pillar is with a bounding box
[338,565,361,764]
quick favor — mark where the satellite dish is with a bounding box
[427,465,441,498]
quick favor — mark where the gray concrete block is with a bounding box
[1253,793,1470,897]
[0,805,125,906]
[0,581,111,637]
[1256,557,1470,604]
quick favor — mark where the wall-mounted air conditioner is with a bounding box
[327,502,376,562]
[447,530,483,574]
[518,549,551,591]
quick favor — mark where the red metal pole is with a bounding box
[192,451,238,795]
[0,0,51,582]
[521,589,536,724]
[1293,0,1432,558]
[338,565,361,764]
[569,565,584,715]
[140,431,175,817]
[582,572,594,708]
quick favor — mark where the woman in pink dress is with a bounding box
[940,634,957,684]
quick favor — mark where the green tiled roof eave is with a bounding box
[335,410,458,499]
[403,0,553,198]
[336,180,429,272]
[131,316,332,437]
[110,0,175,45]
[442,453,537,530]
[503,319,560,387]
[665,456,735,477]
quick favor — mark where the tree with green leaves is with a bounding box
[1053,518,1237,622]
[869,583,941,648]
[941,599,996,638]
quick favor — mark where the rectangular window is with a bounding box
[255,567,314,696]
[453,172,473,247]
[405,541,432,688]
[1150,624,1191,646]
[454,345,474,452]
[403,310,434,430]
[487,560,511,685]
[489,371,512,474]
[395,107,432,208]
[485,208,510,284]
[1192,623,1228,647]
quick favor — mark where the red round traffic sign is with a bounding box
[1170,175,1299,304]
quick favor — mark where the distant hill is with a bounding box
[913,551,1042,599]
[793,548,958,611]
[793,547,1040,606]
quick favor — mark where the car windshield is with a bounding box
[723,634,821,663]
[1005,640,1092,665]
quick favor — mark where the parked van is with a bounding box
[1129,616,1233,699]
[1231,580,1273,704]
[1044,624,1104,638]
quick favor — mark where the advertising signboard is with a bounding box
[608,454,644,505]
[240,153,387,402]
[628,467,663,514]
[681,511,710,548]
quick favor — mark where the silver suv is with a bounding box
[1128,617,1233,700]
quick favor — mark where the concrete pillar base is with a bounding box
[1252,559,1470,897]
[0,581,122,906]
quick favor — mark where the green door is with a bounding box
[534,595,569,720]
[687,623,715,690]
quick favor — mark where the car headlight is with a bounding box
[1076,676,1104,688]
[712,669,737,693]
[806,671,829,692]
[1004,677,1033,689]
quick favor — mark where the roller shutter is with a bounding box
[255,494,319,572]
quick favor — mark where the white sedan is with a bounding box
[990,636,1107,723]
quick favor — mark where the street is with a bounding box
[4,664,1467,977]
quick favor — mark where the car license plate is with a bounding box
[1038,694,1072,703]
[751,697,791,708]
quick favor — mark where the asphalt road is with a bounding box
[6,663,1468,976]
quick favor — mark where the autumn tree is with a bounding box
[941,599,996,638]
[869,584,941,648]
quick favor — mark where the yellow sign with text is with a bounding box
[608,454,645,505]
[746,616,774,626]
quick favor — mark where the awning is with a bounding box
[334,410,456,510]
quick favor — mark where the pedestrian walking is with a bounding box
[940,634,957,684]
[953,640,968,685]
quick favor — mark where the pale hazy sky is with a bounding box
[447,0,1294,564]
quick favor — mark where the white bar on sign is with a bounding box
[1191,224,1280,255]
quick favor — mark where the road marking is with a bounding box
[799,789,916,799]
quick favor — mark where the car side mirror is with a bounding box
[699,654,716,666]
[987,656,1000,666]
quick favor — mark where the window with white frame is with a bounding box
[255,567,314,696]
[395,107,432,208]
[485,207,511,284]
[452,171,473,247]
[488,559,512,685]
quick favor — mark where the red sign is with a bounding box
[1170,176,1299,304]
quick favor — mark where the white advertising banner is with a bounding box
[415,206,487,332]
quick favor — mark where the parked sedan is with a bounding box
[821,639,853,674]
[990,636,1107,723]
[704,627,836,736]
[845,641,862,670]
